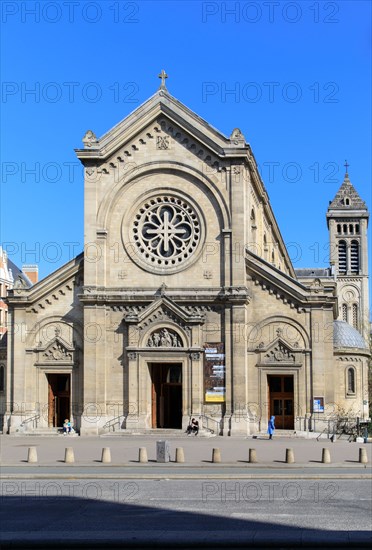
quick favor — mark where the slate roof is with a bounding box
[7,260,33,289]
[333,320,368,350]
[295,268,332,277]
[328,174,368,211]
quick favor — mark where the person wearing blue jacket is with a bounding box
[267,416,275,440]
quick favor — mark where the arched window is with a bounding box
[338,240,347,273]
[352,304,358,329]
[345,198,350,206]
[347,367,356,395]
[350,240,359,273]
[349,224,354,234]
[250,208,255,221]
[337,224,341,233]
[271,250,275,264]
[342,303,348,322]
[343,224,348,234]
[0,365,4,392]
[355,224,360,234]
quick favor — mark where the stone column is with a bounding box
[80,305,107,436]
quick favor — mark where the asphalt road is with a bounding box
[1,478,371,548]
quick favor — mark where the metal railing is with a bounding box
[316,417,358,442]
[20,414,40,430]
[199,414,223,435]
[102,415,126,432]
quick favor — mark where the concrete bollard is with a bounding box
[212,448,221,463]
[175,447,185,463]
[359,448,368,464]
[248,448,257,463]
[285,448,295,464]
[139,447,148,463]
[101,447,111,464]
[64,447,75,464]
[322,448,331,464]
[27,447,38,463]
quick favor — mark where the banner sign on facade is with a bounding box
[204,343,225,402]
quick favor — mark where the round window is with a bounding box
[129,194,202,272]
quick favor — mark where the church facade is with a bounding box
[3,81,370,436]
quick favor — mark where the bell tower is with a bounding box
[326,164,370,342]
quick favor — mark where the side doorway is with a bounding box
[47,373,70,427]
[268,375,294,429]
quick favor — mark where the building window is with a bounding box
[337,224,341,234]
[0,365,4,392]
[350,240,359,273]
[338,240,347,273]
[347,367,356,395]
[349,224,354,234]
[355,224,360,234]
[352,304,358,329]
[343,224,348,234]
[342,303,348,322]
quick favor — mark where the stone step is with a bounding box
[255,430,298,438]
[19,427,78,437]
[100,428,216,437]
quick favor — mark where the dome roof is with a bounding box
[333,320,368,350]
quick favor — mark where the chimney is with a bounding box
[22,265,39,284]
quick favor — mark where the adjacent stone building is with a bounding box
[0,248,34,429]
[4,80,370,436]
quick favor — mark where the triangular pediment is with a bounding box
[125,295,205,330]
[37,335,74,362]
[75,90,251,164]
[257,337,301,365]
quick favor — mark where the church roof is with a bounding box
[328,173,368,211]
[333,320,368,350]
[8,259,33,288]
[295,268,332,278]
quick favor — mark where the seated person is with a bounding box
[63,419,72,435]
[186,418,199,435]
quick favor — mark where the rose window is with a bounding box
[132,196,200,267]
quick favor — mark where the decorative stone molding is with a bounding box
[156,136,169,149]
[43,342,73,361]
[251,276,305,313]
[146,328,183,348]
[310,278,323,293]
[190,352,201,360]
[82,130,98,148]
[230,127,245,145]
[127,352,137,360]
[264,342,295,363]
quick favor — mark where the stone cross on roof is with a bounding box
[158,69,168,90]
[344,159,349,175]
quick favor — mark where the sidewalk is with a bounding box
[1,434,371,468]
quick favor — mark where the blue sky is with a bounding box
[1,1,371,290]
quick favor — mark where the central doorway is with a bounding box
[47,373,70,427]
[268,375,294,430]
[150,363,182,428]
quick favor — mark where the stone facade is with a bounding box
[4,86,370,436]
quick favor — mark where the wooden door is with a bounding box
[268,375,294,429]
